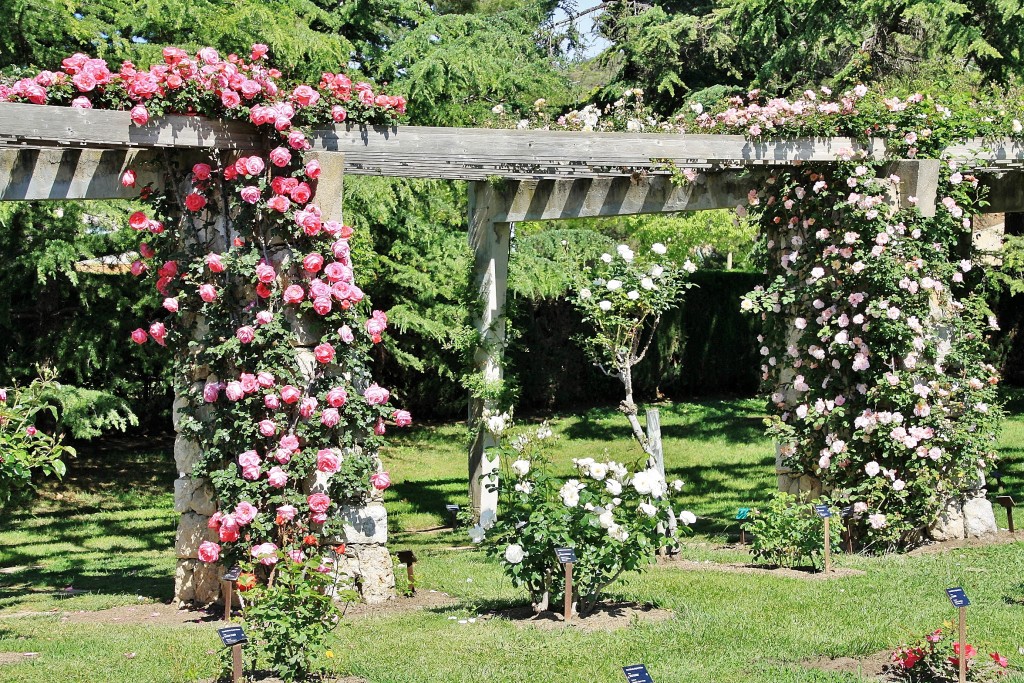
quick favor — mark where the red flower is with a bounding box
[990,652,1008,668]
[184,192,207,212]
[236,572,257,592]
[303,534,318,546]
[948,642,977,668]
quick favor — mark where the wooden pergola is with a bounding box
[2,102,1023,519]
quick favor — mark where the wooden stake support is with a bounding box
[564,562,573,623]
[996,495,1016,533]
[823,517,832,574]
[222,580,232,621]
[397,550,417,595]
[232,643,243,683]
[958,605,967,683]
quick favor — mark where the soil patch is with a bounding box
[57,602,221,626]
[482,601,673,632]
[658,557,865,580]
[801,650,893,680]
[0,651,39,665]
[341,590,459,619]
[907,530,1021,556]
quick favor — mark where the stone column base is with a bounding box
[929,495,998,541]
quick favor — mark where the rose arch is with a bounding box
[1,49,1021,604]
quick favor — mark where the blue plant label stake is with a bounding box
[622,664,655,682]
[840,505,854,519]
[555,547,577,564]
[946,587,970,608]
[814,504,833,518]
[222,566,241,582]
[218,626,248,647]
[736,507,751,520]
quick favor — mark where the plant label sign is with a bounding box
[446,504,460,513]
[946,587,970,608]
[840,505,854,519]
[622,664,655,682]
[814,504,833,518]
[218,626,248,647]
[555,547,577,564]
[222,566,241,582]
[735,507,751,520]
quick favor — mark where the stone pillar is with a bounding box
[467,181,514,520]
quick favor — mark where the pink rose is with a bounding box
[131,328,148,344]
[26,425,38,436]
[192,163,212,181]
[279,434,300,452]
[374,418,386,435]
[288,549,306,563]
[130,261,147,277]
[221,89,241,109]
[240,79,262,99]
[162,297,179,313]
[199,284,217,302]
[148,322,167,345]
[240,185,261,204]
[370,471,392,491]
[238,450,261,468]
[305,160,322,179]
[331,105,347,122]
[274,448,292,464]
[283,285,304,304]
[291,84,320,107]
[326,387,348,408]
[300,252,324,273]
[339,325,355,343]
[269,147,292,168]
[256,310,273,325]
[267,466,288,488]
[309,279,331,298]
[393,409,412,427]
[287,130,309,151]
[251,542,279,566]
[267,194,291,213]
[121,169,137,187]
[203,382,222,403]
[276,504,297,523]
[314,343,335,364]
[255,262,276,284]
[139,243,155,259]
[240,373,258,394]
[234,501,258,526]
[0,389,6,402]
[280,386,301,404]
[290,182,312,204]
[363,383,390,405]
[243,156,265,177]
[317,449,342,474]
[242,465,261,480]
[299,397,318,418]
[257,372,275,388]
[218,515,240,542]
[295,209,322,235]
[258,419,276,437]
[130,104,149,125]
[225,381,245,401]
[311,511,328,525]
[312,297,332,315]
[236,326,256,344]
[251,43,269,60]
[324,262,347,283]
[307,492,331,514]
[264,394,281,410]
[321,408,340,427]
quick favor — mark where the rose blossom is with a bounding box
[339,325,355,343]
[276,504,297,524]
[308,492,331,514]
[130,104,149,125]
[374,418,386,435]
[234,501,258,526]
[317,449,342,474]
[162,297,179,313]
[258,419,276,437]
[197,541,220,563]
[326,387,348,408]
[269,146,292,167]
[264,394,280,410]
[199,284,217,302]
[256,310,273,325]
[321,408,341,427]
[236,326,256,344]
[393,409,412,427]
[314,343,335,364]
[255,262,276,284]
[279,433,300,452]
[251,542,279,566]
[363,383,390,405]
[370,471,392,490]
[225,381,245,401]
[283,285,304,304]
[305,159,322,178]
[218,515,240,542]
[280,385,301,404]
[240,185,261,203]
[267,466,288,488]
[239,373,258,394]
[131,328,148,344]
[203,382,222,402]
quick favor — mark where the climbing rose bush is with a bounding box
[471,423,693,616]
[1,45,408,681]
[0,379,72,509]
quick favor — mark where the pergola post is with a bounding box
[467,180,515,520]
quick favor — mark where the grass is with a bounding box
[0,398,1022,682]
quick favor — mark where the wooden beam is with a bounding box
[0,148,164,200]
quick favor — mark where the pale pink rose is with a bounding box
[276,504,297,523]
[242,465,261,480]
[236,326,256,344]
[240,185,261,203]
[374,418,386,435]
[287,130,309,150]
[393,409,412,427]
[130,260,147,277]
[326,387,348,408]
[162,297,179,313]
[308,492,331,514]
[121,169,137,187]
[321,408,340,427]
[288,549,306,563]
[251,542,279,566]
[324,262,347,282]
[255,262,276,284]
[199,284,217,302]
[264,394,281,410]
[279,434,300,451]
[269,147,292,167]
[258,419,276,437]
[363,383,390,405]
[267,466,288,488]
[238,450,261,468]
[370,471,392,491]
[256,310,273,325]
[251,43,269,60]
[299,397,318,418]
[243,156,265,177]
[312,297,332,315]
[257,372,275,388]
[311,511,328,525]
[225,381,245,401]
[339,325,355,343]
[234,501,258,526]
[317,449,342,474]
[221,89,241,108]
[314,343,335,364]
[305,159,322,179]
[283,285,304,304]
[274,448,292,464]
[280,386,301,404]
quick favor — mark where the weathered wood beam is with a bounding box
[0,148,164,200]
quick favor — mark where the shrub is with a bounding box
[742,492,843,568]
[0,378,73,509]
[887,623,1013,682]
[471,424,693,616]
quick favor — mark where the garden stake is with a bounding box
[232,643,243,683]
[564,561,573,623]
[958,606,967,683]
[823,516,832,573]
[397,550,417,594]
[996,496,1016,533]
[217,626,247,683]
[222,580,232,621]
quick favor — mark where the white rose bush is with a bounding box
[472,423,693,616]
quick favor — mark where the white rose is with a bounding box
[599,509,615,528]
[606,279,622,291]
[651,243,668,255]
[599,300,612,311]
[651,265,665,278]
[589,462,608,480]
[514,481,533,494]
[579,288,592,299]
[617,244,634,262]
[600,253,612,263]
[683,260,697,274]
[626,290,640,300]
[638,502,658,517]
[511,459,531,477]
[504,544,525,564]
[671,479,684,491]
[865,461,881,477]
[605,479,622,496]
[608,524,629,542]
[560,479,583,507]
[479,508,497,530]
[678,510,697,525]
[641,277,655,290]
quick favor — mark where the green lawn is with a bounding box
[1,398,1022,682]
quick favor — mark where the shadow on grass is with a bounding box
[562,400,767,445]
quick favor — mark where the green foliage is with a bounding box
[33,383,138,440]
[0,378,73,509]
[742,492,842,569]
[888,622,1014,682]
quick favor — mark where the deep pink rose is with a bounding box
[130,104,149,125]
[162,297,179,313]
[307,493,331,514]
[299,397,318,418]
[267,466,288,488]
[26,425,38,436]
[139,243,155,259]
[326,387,348,408]
[393,409,412,427]
[321,408,340,427]
[314,343,335,364]
[289,182,312,204]
[121,169,137,188]
[280,386,301,404]
[295,209,321,235]
[269,147,292,168]
[291,85,320,107]
[302,253,323,273]
[0,389,6,402]
[131,328,148,344]
[287,130,309,150]
[199,284,217,302]
[236,326,256,344]
[370,471,392,491]
[255,262,276,284]
[374,418,386,435]
[234,501,258,526]
[251,43,269,60]
[258,419,276,437]
[225,381,245,401]
[129,211,148,230]
[331,105,347,122]
[192,163,212,181]
[363,383,390,405]
[312,297,332,315]
[276,504,297,523]
[206,512,222,530]
[240,185,261,204]
[305,159,322,179]
[317,449,342,474]
[148,322,167,345]
[283,285,304,304]
[203,382,222,403]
